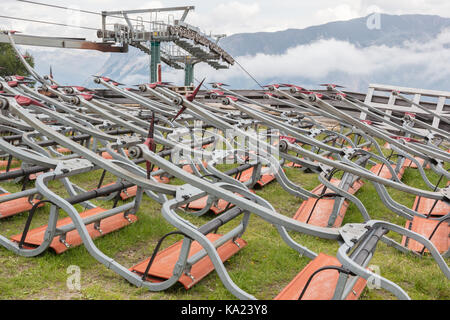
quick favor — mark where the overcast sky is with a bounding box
[2,0,450,38]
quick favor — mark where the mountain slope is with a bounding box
[219,14,450,56]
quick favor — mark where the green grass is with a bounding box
[0,159,448,300]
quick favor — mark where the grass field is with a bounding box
[0,158,448,300]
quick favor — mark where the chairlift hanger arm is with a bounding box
[0,33,127,53]
[103,6,195,17]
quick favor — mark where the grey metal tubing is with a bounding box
[0,138,59,168]
[173,94,447,202]
[100,80,176,118]
[221,181,318,259]
[396,92,450,126]
[192,100,230,115]
[370,180,432,220]
[335,227,382,299]
[409,116,450,138]
[79,97,209,162]
[283,87,446,159]
[172,98,324,198]
[108,158,168,204]
[265,94,325,120]
[279,151,321,172]
[0,188,38,203]
[163,180,320,299]
[55,202,135,235]
[7,33,50,85]
[337,220,450,299]
[223,97,313,135]
[218,85,300,115]
[145,85,182,106]
[428,161,450,180]
[18,84,105,124]
[27,105,117,142]
[60,177,95,210]
[92,99,175,130]
[228,100,341,153]
[7,98,178,196]
[390,144,445,189]
[269,87,345,123]
[339,152,442,217]
[340,96,426,138]
[21,131,54,157]
[287,142,446,200]
[311,96,450,163]
[140,145,341,240]
[351,130,384,157]
[187,224,245,266]
[161,197,256,299]
[0,112,33,130]
[156,86,244,125]
[334,87,449,139]
[354,149,402,183]
[0,203,59,257]
[402,136,450,160]
[93,99,176,130]
[317,173,371,222]
[33,161,190,291]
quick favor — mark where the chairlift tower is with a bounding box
[0,4,234,86]
[97,6,234,85]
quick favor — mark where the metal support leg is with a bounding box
[150,41,161,83]
[184,63,194,87]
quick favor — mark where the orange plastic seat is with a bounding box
[403,158,430,169]
[102,149,130,160]
[182,163,276,188]
[149,166,171,184]
[0,193,44,219]
[0,160,19,167]
[370,163,405,180]
[312,179,364,196]
[119,186,137,200]
[412,196,450,216]
[182,162,208,174]
[153,175,170,184]
[402,217,449,254]
[236,167,276,187]
[285,162,302,168]
[181,190,254,215]
[294,198,349,228]
[182,197,234,215]
[130,234,247,289]
[293,179,364,228]
[97,172,170,201]
[11,207,137,254]
[117,180,172,199]
[56,147,72,154]
[274,253,367,300]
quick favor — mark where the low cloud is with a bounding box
[193,29,450,91]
